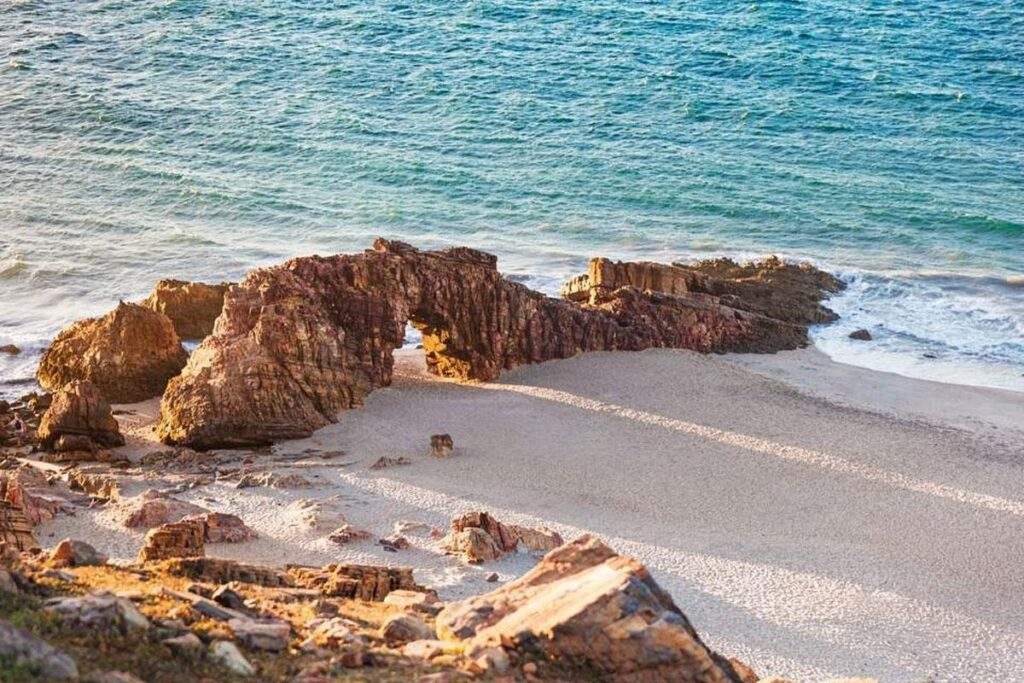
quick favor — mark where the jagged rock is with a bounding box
[156,239,818,448]
[0,618,79,680]
[442,511,563,563]
[229,618,290,651]
[379,613,432,645]
[49,538,107,567]
[849,328,873,341]
[120,490,208,529]
[328,524,372,545]
[37,380,124,450]
[187,512,258,543]
[0,344,19,355]
[289,563,425,601]
[436,535,752,682]
[138,519,205,562]
[0,500,38,551]
[142,279,231,340]
[209,640,255,677]
[45,592,150,634]
[1,465,77,526]
[370,455,411,469]
[67,471,120,500]
[564,255,844,325]
[38,302,188,403]
[430,434,454,458]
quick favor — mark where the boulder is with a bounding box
[379,613,433,645]
[442,511,564,563]
[187,511,258,543]
[67,471,120,500]
[0,344,19,355]
[328,524,372,545]
[212,585,246,610]
[288,563,426,601]
[156,239,819,448]
[442,527,502,564]
[0,500,38,552]
[209,640,255,677]
[303,617,363,650]
[0,618,78,680]
[37,380,124,450]
[436,535,754,682]
[163,632,203,658]
[141,279,231,340]
[38,302,188,403]
[849,328,872,341]
[229,618,290,652]
[49,538,108,567]
[138,519,205,563]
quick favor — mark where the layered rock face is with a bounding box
[142,279,231,340]
[157,239,816,448]
[36,380,124,450]
[437,535,750,682]
[563,255,843,325]
[37,302,188,403]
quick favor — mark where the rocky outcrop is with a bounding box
[142,279,231,340]
[186,512,258,543]
[157,239,813,448]
[37,380,124,450]
[288,563,425,601]
[436,535,752,682]
[564,255,843,325]
[0,500,37,551]
[38,302,188,403]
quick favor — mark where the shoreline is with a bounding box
[33,344,1024,681]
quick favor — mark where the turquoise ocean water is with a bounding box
[1,0,1022,394]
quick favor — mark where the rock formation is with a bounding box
[138,519,206,562]
[0,500,37,552]
[562,254,843,325]
[442,511,564,563]
[437,534,752,682]
[157,239,819,448]
[142,279,231,340]
[37,302,188,403]
[36,380,124,450]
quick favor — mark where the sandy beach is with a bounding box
[32,345,1024,682]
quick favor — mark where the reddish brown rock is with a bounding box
[187,512,257,543]
[430,434,454,458]
[156,240,813,448]
[67,472,120,500]
[1,465,77,526]
[38,302,188,403]
[565,255,844,325]
[288,563,425,601]
[120,490,208,529]
[437,535,753,682]
[0,500,38,552]
[37,380,124,450]
[138,519,205,563]
[142,279,231,340]
[442,511,563,563]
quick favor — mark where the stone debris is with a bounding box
[155,239,828,448]
[0,618,79,680]
[437,535,752,682]
[67,471,121,500]
[430,433,454,458]
[138,519,205,563]
[141,279,231,340]
[37,302,188,404]
[49,538,108,567]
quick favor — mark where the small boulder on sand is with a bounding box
[37,380,124,451]
[138,519,205,563]
[121,490,208,529]
[49,538,108,568]
[430,434,454,458]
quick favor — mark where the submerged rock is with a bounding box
[437,535,754,682]
[38,302,188,403]
[141,279,231,341]
[156,239,817,448]
[37,380,124,450]
[849,328,873,341]
[0,344,20,355]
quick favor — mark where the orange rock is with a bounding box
[138,519,205,563]
[37,380,124,450]
[38,302,187,403]
[437,535,755,682]
[142,279,231,341]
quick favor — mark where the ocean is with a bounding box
[1,0,1022,395]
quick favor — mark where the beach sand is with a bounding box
[37,346,1024,682]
